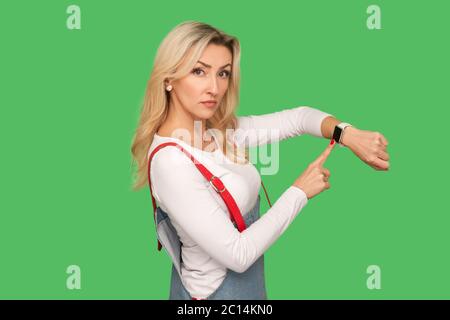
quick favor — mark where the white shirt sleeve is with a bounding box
[151,147,309,274]
[233,106,333,147]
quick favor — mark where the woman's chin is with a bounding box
[195,109,216,120]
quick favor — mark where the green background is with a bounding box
[1,0,448,299]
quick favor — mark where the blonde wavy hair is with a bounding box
[130,21,249,191]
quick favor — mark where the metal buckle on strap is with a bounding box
[209,175,225,193]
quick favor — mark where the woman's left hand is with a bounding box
[340,127,390,171]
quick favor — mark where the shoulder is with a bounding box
[149,145,210,203]
[149,143,207,185]
[150,144,190,170]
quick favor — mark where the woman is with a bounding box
[131,21,390,300]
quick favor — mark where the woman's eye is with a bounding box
[192,68,205,76]
[192,68,231,78]
[220,70,231,78]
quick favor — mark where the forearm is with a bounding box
[320,116,342,139]
[235,106,333,147]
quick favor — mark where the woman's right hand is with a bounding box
[292,140,336,199]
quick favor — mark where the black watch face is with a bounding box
[333,126,342,142]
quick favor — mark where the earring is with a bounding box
[166,85,173,92]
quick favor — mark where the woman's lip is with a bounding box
[201,101,217,107]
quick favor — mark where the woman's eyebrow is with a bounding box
[197,60,231,69]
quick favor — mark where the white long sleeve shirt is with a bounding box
[148,106,333,299]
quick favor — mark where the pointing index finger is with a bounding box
[313,139,336,166]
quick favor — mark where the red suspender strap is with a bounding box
[148,142,272,251]
[147,142,273,251]
[260,180,272,207]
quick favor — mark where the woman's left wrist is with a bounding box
[341,126,357,147]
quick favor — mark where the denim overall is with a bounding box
[155,194,268,300]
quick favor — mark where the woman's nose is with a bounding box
[207,74,219,95]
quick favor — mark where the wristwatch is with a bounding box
[332,122,352,147]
